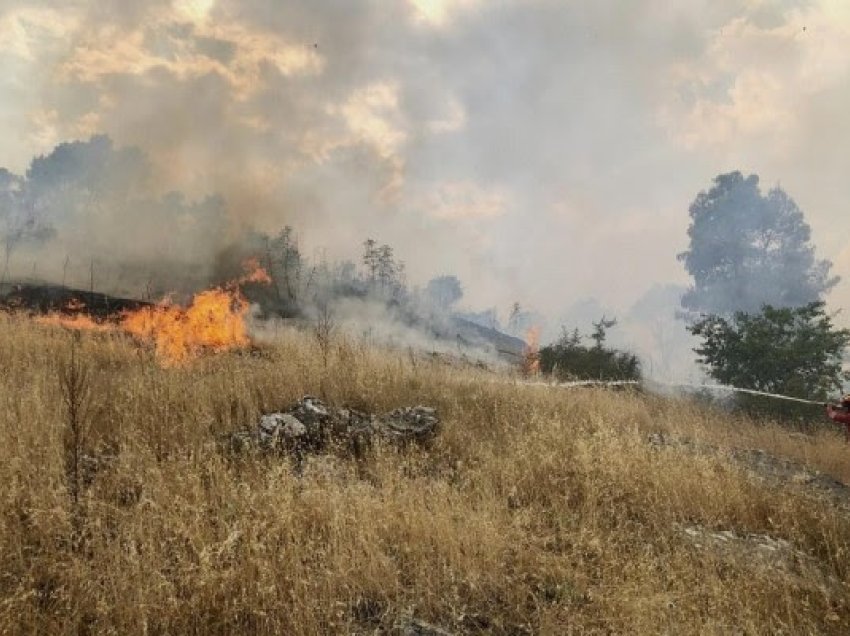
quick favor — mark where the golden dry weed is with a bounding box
[0,313,848,634]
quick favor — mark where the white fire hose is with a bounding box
[515,377,831,406]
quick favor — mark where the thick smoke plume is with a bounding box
[0,136,230,297]
[0,135,526,363]
[2,1,850,376]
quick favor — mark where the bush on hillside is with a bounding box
[538,319,641,382]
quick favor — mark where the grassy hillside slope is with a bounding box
[0,314,848,634]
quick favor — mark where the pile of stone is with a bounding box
[226,396,440,459]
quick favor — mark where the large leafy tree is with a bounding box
[689,302,850,413]
[679,171,838,315]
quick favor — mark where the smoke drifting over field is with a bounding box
[2,0,850,360]
[0,136,230,296]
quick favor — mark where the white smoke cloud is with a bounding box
[0,0,849,331]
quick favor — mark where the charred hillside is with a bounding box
[0,282,152,318]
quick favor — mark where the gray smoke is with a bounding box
[545,285,702,383]
[2,0,850,369]
[0,136,231,296]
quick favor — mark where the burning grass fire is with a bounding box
[121,289,253,366]
[30,259,271,366]
[523,325,541,375]
[36,310,112,332]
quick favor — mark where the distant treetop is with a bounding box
[678,171,838,316]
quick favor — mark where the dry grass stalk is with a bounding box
[59,334,91,508]
[313,300,336,370]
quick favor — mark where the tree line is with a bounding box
[539,170,849,422]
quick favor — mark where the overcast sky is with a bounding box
[2,0,849,323]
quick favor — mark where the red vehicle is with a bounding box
[826,395,850,442]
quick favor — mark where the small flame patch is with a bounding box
[523,326,541,375]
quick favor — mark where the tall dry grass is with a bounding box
[0,312,848,634]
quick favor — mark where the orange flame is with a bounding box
[36,312,112,332]
[523,326,541,375]
[35,260,271,366]
[64,298,86,312]
[35,298,111,332]
[237,257,272,286]
[121,289,252,366]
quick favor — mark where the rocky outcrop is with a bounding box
[226,396,439,460]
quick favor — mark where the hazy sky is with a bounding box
[2,0,849,323]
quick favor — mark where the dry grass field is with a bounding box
[0,312,848,634]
